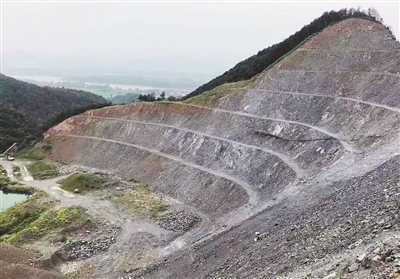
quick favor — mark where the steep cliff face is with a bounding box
[42,18,400,278]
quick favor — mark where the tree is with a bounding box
[167,96,177,102]
[367,8,382,22]
[139,92,156,102]
[182,8,389,100]
[157,91,166,101]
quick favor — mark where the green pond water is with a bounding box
[0,190,28,212]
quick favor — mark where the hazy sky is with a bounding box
[1,1,399,75]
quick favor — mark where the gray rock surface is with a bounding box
[43,18,400,279]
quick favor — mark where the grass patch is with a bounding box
[0,165,7,177]
[0,176,34,195]
[0,191,47,239]
[183,79,252,104]
[17,148,44,160]
[150,204,169,219]
[12,165,22,179]
[41,144,53,153]
[27,161,59,180]
[112,186,168,219]
[60,173,108,193]
[4,206,86,244]
[12,166,21,173]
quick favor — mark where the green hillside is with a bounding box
[0,74,110,152]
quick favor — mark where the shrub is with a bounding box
[60,173,107,193]
[27,161,59,180]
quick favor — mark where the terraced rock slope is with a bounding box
[43,19,400,278]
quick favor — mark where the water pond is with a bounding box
[0,190,28,212]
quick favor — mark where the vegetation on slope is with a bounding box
[61,173,168,218]
[0,74,111,152]
[111,186,168,219]
[0,187,92,245]
[0,178,35,195]
[0,165,34,195]
[183,8,395,100]
[27,161,59,180]
[60,173,108,193]
[0,191,47,239]
[0,74,108,122]
[0,104,42,152]
[183,80,252,104]
[18,149,44,160]
[4,207,86,244]
[111,92,141,104]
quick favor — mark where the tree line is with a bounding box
[182,8,395,100]
[0,74,111,152]
[138,92,179,102]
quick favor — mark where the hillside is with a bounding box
[183,8,395,100]
[111,93,141,105]
[37,18,400,279]
[0,243,62,279]
[0,74,110,151]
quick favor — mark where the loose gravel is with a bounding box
[157,210,201,232]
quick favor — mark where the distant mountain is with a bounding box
[0,74,110,151]
[183,8,395,100]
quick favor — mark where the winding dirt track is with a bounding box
[275,69,400,77]
[248,89,400,113]
[180,103,357,152]
[298,49,400,53]
[0,160,214,274]
[63,135,259,206]
[74,115,305,179]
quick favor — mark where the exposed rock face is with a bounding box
[43,19,400,278]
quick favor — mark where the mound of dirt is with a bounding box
[0,243,62,279]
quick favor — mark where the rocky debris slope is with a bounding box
[157,210,201,232]
[340,237,400,278]
[0,243,62,279]
[41,18,400,279]
[55,227,121,261]
[125,156,399,279]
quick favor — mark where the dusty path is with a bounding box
[275,68,400,77]
[190,86,400,113]
[0,159,17,181]
[75,115,305,179]
[64,134,260,207]
[179,103,357,152]
[12,161,34,181]
[0,159,128,226]
[298,48,400,53]
[248,88,400,113]
[1,159,33,182]
[0,159,215,275]
[50,136,304,262]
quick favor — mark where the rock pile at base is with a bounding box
[58,227,121,260]
[342,235,400,278]
[157,210,201,231]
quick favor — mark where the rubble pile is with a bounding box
[341,235,400,279]
[61,227,121,260]
[157,210,201,232]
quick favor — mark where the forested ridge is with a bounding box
[0,74,110,151]
[183,8,395,100]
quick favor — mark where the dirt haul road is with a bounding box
[0,159,213,277]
